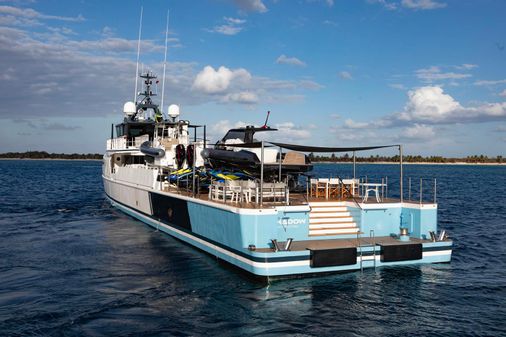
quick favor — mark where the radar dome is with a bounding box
[123,101,136,116]
[168,104,180,119]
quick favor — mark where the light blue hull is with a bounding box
[105,185,453,278]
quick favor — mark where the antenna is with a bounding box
[262,110,271,128]
[133,6,143,103]
[160,9,170,118]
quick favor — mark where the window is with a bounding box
[222,130,245,142]
[116,125,125,137]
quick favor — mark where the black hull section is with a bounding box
[150,192,192,231]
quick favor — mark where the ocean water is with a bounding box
[1,160,505,336]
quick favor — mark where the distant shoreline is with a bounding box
[0,158,102,162]
[1,158,504,166]
[316,161,506,166]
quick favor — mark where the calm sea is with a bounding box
[1,160,505,336]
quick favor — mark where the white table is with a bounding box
[361,183,386,202]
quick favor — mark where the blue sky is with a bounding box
[0,0,505,156]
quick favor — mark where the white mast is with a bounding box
[160,9,170,117]
[133,6,143,103]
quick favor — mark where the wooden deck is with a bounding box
[255,236,429,253]
[160,185,430,209]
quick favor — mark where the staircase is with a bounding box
[308,201,360,237]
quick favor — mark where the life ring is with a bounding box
[175,144,186,169]
[187,144,195,168]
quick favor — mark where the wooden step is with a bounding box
[309,231,361,237]
[309,223,357,230]
[310,217,354,224]
[309,201,346,207]
[310,221,356,228]
[309,212,351,218]
[310,206,347,212]
[309,228,360,236]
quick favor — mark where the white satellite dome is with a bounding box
[168,104,180,119]
[123,101,136,116]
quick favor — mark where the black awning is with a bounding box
[214,142,273,148]
[214,141,397,152]
[268,142,398,153]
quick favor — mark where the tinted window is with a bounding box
[223,131,245,142]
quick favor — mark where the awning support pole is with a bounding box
[278,146,282,182]
[399,145,403,203]
[353,151,356,180]
[192,143,196,197]
[260,141,264,208]
[203,125,207,148]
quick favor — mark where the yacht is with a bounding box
[103,71,453,278]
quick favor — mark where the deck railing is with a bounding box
[107,135,150,150]
[207,180,289,206]
[406,177,437,204]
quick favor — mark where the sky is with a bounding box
[0,0,505,156]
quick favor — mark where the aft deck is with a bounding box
[160,185,434,209]
[159,172,438,210]
[254,235,430,253]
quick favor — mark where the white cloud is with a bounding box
[101,26,115,37]
[210,25,242,35]
[399,86,462,122]
[232,0,267,13]
[401,0,446,10]
[0,25,206,118]
[474,79,506,86]
[389,83,406,90]
[207,17,246,35]
[455,63,478,70]
[254,122,312,143]
[0,5,84,23]
[338,71,353,80]
[209,120,311,143]
[341,86,506,129]
[224,17,246,25]
[222,91,259,104]
[367,0,397,10]
[210,120,248,140]
[306,0,334,7]
[298,79,324,90]
[192,65,251,94]
[0,18,322,118]
[322,20,338,26]
[274,122,312,141]
[191,67,319,105]
[68,37,166,53]
[330,125,380,143]
[0,19,325,121]
[415,66,471,82]
[343,119,370,129]
[276,55,306,67]
[499,89,506,97]
[401,124,435,140]
[47,26,76,35]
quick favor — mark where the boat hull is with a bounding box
[103,176,452,278]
